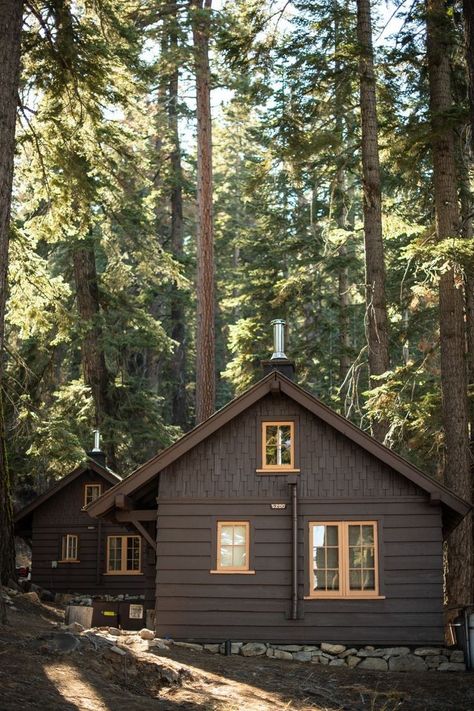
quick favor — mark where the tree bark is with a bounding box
[168,1,187,429]
[192,0,215,424]
[72,238,117,469]
[463,0,474,154]
[426,0,472,607]
[356,0,390,442]
[0,0,23,600]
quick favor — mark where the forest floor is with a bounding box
[0,596,473,711]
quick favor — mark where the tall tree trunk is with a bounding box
[0,1,23,605]
[168,0,187,429]
[463,0,474,155]
[72,237,117,470]
[462,0,474,472]
[426,0,472,607]
[192,0,215,424]
[356,0,390,442]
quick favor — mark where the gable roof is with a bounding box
[86,370,470,528]
[15,458,121,528]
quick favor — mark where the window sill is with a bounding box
[256,468,300,474]
[210,569,256,575]
[103,572,144,576]
[304,595,386,600]
[58,560,81,564]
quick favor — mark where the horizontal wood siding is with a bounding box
[154,499,444,645]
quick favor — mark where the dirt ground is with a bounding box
[0,597,473,711]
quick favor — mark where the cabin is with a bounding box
[14,449,156,612]
[87,325,470,646]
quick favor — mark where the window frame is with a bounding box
[259,420,296,472]
[84,483,102,507]
[60,534,79,563]
[308,521,381,599]
[212,521,254,574]
[105,535,142,576]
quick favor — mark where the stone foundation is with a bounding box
[171,640,466,672]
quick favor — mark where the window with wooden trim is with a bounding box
[261,421,294,470]
[84,483,102,507]
[60,534,79,562]
[216,522,249,572]
[309,522,379,598]
[106,535,141,575]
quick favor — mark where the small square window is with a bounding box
[84,484,102,507]
[261,421,295,470]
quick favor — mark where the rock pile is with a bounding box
[171,639,467,672]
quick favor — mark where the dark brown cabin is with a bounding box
[88,361,469,646]
[14,456,155,604]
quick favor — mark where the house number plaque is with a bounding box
[271,503,286,509]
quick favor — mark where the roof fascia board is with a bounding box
[278,378,470,516]
[15,461,120,524]
[87,375,275,517]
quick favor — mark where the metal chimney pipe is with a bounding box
[92,429,101,452]
[271,319,286,360]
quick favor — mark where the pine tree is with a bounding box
[426,0,472,606]
[356,0,390,442]
[192,0,215,424]
[0,0,23,598]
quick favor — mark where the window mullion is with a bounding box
[341,523,348,596]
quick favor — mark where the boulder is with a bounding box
[173,641,202,651]
[38,632,80,655]
[274,649,293,660]
[204,644,220,654]
[347,655,362,668]
[329,659,346,667]
[139,628,155,640]
[426,655,448,669]
[293,651,312,662]
[274,645,302,652]
[381,647,410,658]
[148,639,170,650]
[414,647,441,657]
[318,655,330,665]
[231,642,243,654]
[320,643,346,655]
[438,662,466,672]
[339,648,357,658]
[66,622,84,634]
[20,591,40,604]
[450,650,464,664]
[388,654,426,672]
[266,648,275,658]
[357,648,386,658]
[358,657,388,671]
[107,627,122,637]
[109,645,127,656]
[241,642,267,657]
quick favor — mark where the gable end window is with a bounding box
[84,483,102,507]
[260,421,295,471]
[106,535,141,575]
[60,534,79,562]
[211,522,255,574]
[308,522,381,599]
